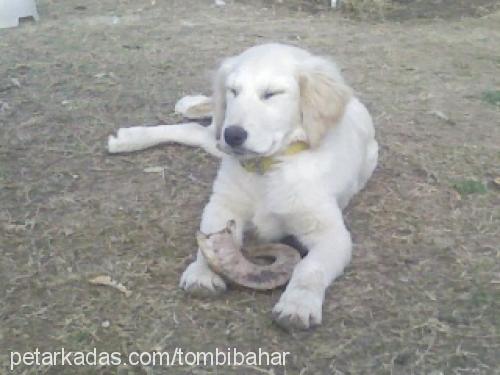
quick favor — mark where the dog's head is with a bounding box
[213,44,352,158]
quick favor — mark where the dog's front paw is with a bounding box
[179,260,226,297]
[107,127,147,153]
[272,287,323,330]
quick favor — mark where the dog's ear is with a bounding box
[212,57,235,140]
[298,56,352,147]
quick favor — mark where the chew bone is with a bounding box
[197,220,301,290]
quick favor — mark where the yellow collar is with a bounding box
[240,141,309,174]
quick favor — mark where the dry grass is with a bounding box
[340,0,391,18]
[1,0,499,374]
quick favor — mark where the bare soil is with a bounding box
[1,0,499,374]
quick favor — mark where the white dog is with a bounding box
[108,43,378,329]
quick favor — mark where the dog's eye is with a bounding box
[262,90,284,100]
[228,88,239,97]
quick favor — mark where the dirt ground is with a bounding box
[1,0,499,374]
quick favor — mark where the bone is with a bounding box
[197,220,301,290]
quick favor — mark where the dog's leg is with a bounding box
[272,202,352,329]
[179,194,249,296]
[107,122,223,157]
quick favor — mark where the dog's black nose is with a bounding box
[224,126,247,147]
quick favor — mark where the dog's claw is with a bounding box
[179,260,227,297]
[272,287,323,330]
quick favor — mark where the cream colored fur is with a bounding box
[108,43,378,329]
